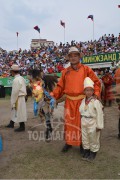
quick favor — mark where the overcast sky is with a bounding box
[0,0,120,51]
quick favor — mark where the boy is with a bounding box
[79,77,104,161]
[29,69,56,141]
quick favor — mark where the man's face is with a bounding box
[68,53,80,65]
[11,71,15,77]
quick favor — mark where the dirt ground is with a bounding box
[0,97,120,179]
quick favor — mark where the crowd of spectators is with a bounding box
[0,33,120,77]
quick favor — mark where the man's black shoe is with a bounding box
[14,122,25,132]
[14,127,25,132]
[118,118,120,139]
[87,151,97,161]
[6,120,14,128]
[82,149,90,160]
[61,144,72,153]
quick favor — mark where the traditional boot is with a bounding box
[118,118,120,139]
[80,144,84,156]
[61,143,72,153]
[6,120,14,128]
[87,151,97,161]
[104,100,107,106]
[109,100,112,107]
[14,122,25,132]
[45,123,53,141]
[82,149,90,160]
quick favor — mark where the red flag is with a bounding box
[87,15,94,21]
[60,20,65,28]
[16,32,19,37]
[34,26,40,33]
[118,5,120,8]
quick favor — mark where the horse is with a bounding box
[25,74,59,102]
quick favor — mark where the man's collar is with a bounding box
[71,63,82,71]
[15,74,20,77]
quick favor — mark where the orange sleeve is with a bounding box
[86,66,101,98]
[51,70,65,100]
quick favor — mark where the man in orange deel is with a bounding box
[50,47,101,154]
[114,64,120,139]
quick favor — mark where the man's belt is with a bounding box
[66,94,85,100]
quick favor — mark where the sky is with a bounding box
[0,0,120,51]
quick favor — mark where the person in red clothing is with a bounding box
[114,66,120,87]
[50,47,101,153]
[57,63,64,72]
[102,71,114,106]
[47,66,54,74]
[114,65,120,139]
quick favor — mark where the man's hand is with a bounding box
[93,94,102,103]
[12,107,16,110]
[50,92,54,97]
[11,104,16,110]
[93,94,100,100]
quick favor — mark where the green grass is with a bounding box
[0,100,120,179]
[0,141,120,179]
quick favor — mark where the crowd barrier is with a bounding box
[0,73,61,97]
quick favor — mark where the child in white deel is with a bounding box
[79,77,104,161]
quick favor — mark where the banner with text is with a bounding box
[0,76,29,87]
[82,52,120,64]
[0,73,61,87]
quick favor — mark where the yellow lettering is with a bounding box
[108,54,113,61]
[118,53,120,60]
[87,57,92,63]
[100,55,104,61]
[113,54,116,61]
[82,57,88,63]
[82,52,120,64]
[95,56,100,62]
[91,56,95,62]
[104,55,108,61]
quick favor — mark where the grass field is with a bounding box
[0,98,120,179]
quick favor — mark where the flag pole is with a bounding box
[34,26,40,48]
[39,32,41,48]
[60,20,65,44]
[87,15,94,41]
[16,32,18,51]
[17,36,18,51]
[93,18,94,41]
[64,27,65,44]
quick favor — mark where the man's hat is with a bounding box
[84,77,94,89]
[10,64,20,71]
[68,47,80,56]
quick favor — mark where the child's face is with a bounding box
[84,87,94,98]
